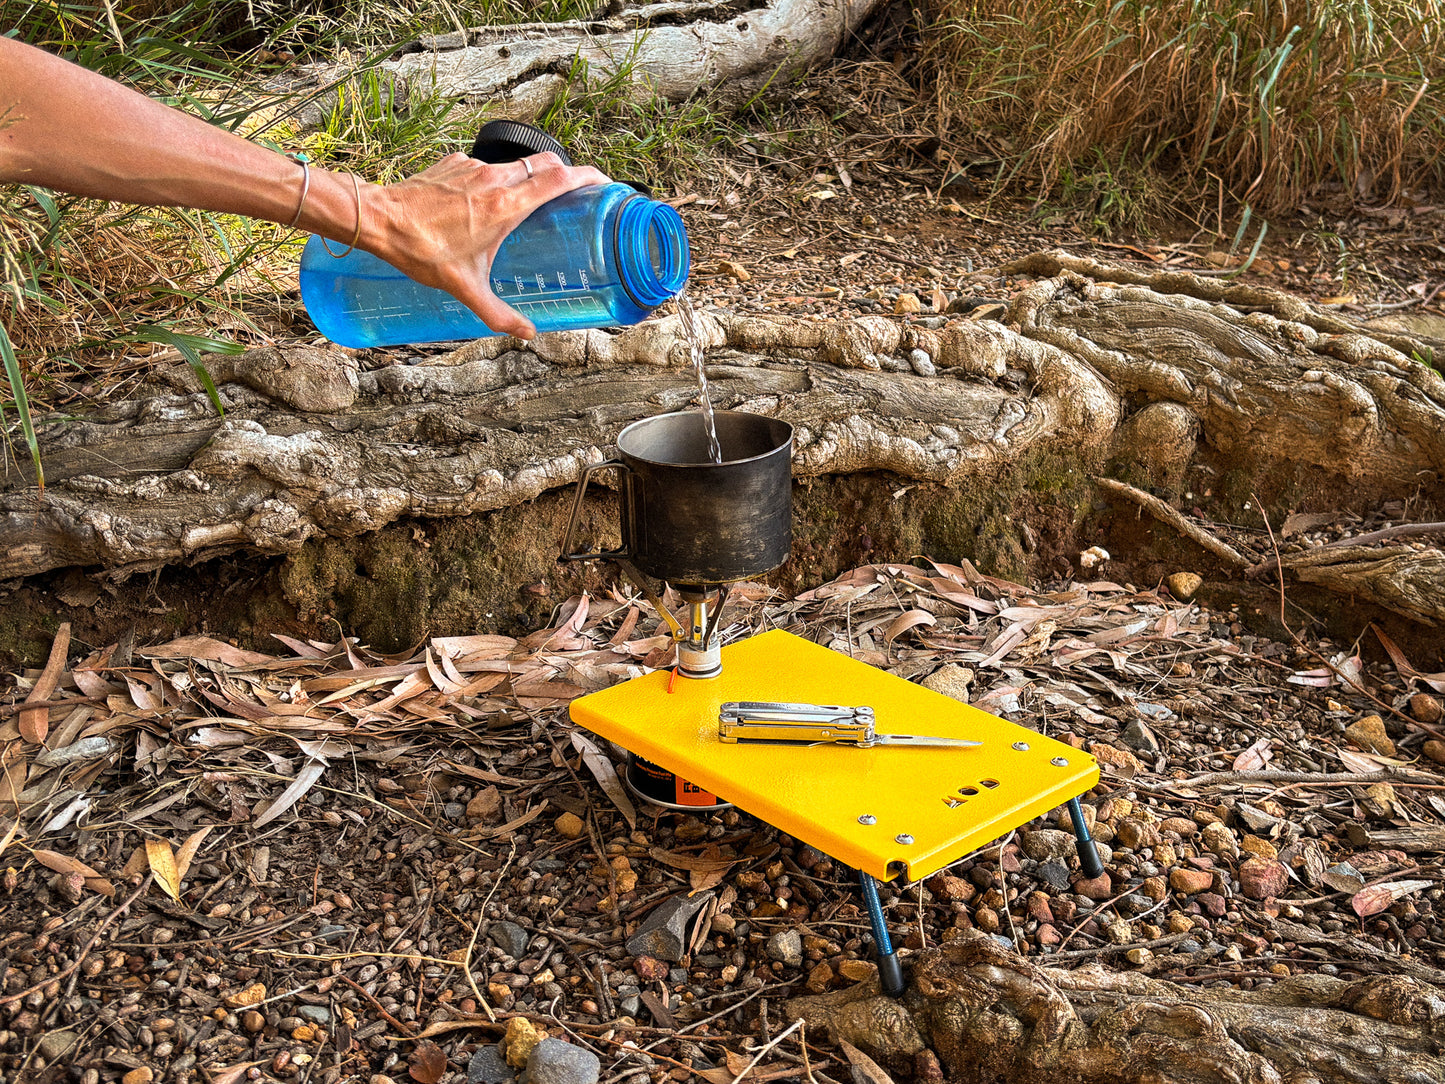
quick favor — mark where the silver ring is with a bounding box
[522,157,534,179]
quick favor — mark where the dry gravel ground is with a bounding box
[4,555,1445,1084]
[5,132,1445,1084]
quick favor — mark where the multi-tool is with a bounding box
[718,701,981,749]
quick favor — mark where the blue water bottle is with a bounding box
[299,123,691,348]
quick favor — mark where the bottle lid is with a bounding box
[470,120,573,165]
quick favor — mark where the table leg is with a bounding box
[858,869,905,997]
[1067,796,1104,878]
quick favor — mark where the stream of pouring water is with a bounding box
[674,290,723,465]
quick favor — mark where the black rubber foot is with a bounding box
[877,951,906,998]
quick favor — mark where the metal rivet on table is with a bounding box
[1051,756,1069,767]
[1012,741,1030,751]
[857,814,877,825]
[895,834,914,845]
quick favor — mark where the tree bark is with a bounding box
[3,252,1442,627]
[280,0,889,124]
[785,932,1445,1084]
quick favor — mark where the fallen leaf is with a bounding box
[175,825,214,884]
[571,731,636,830]
[141,636,278,667]
[252,758,328,828]
[839,1039,896,1084]
[408,1040,447,1084]
[20,621,71,744]
[1233,737,1273,772]
[147,838,181,900]
[33,848,104,879]
[1352,879,1433,918]
[205,1063,266,1084]
[883,609,936,644]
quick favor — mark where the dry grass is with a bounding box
[920,0,1445,217]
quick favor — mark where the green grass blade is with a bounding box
[0,320,44,491]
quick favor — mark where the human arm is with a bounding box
[0,38,609,338]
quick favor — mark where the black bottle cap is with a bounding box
[470,120,572,165]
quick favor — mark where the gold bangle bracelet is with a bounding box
[286,153,310,228]
[320,171,362,259]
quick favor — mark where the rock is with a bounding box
[490,920,530,960]
[468,1044,516,1084]
[37,1030,80,1061]
[1035,923,1061,946]
[502,1017,545,1070]
[1198,892,1228,917]
[1169,868,1215,895]
[716,260,751,283]
[1160,816,1197,836]
[1120,719,1161,755]
[1344,714,1395,757]
[908,348,937,377]
[925,873,974,902]
[1074,874,1114,900]
[467,786,502,821]
[1089,743,1142,776]
[1056,803,1095,832]
[298,1005,332,1025]
[525,1038,601,1084]
[766,929,804,968]
[225,982,267,1009]
[894,292,923,314]
[633,956,669,981]
[243,1011,265,1033]
[444,801,466,822]
[806,962,834,993]
[921,663,973,702]
[554,812,585,839]
[1410,693,1443,724]
[1103,920,1133,944]
[1114,817,1159,851]
[1140,876,1167,901]
[1025,892,1054,924]
[1424,741,1445,767]
[1037,861,1072,892]
[1020,829,1078,863]
[1239,858,1289,900]
[625,892,713,963]
[122,1070,154,1084]
[1240,835,1278,860]
[837,959,877,982]
[1166,572,1203,600]
[1125,947,1154,965]
[1201,821,1238,858]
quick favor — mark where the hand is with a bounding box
[362,152,611,339]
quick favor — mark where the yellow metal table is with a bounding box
[570,629,1099,883]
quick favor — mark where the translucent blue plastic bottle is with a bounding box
[299,182,690,348]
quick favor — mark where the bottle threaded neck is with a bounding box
[617,196,691,308]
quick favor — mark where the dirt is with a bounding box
[5,68,1445,1084]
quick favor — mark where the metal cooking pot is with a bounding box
[560,411,793,585]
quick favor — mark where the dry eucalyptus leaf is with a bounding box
[839,1039,896,1084]
[20,621,71,744]
[147,838,181,900]
[571,731,636,830]
[175,825,214,884]
[408,1040,447,1084]
[1233,737,1273,772]
[251,759,327,829]
[1352,879,1433,918]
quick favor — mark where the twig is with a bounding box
[461,839,513,1022]
[1046,931,1192,961]
[1321,521,1445,549]
[340,974,416,1036]
[2,873,154,1007]
[730,1018,805,1084]
[1094,478,1250,567]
